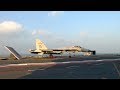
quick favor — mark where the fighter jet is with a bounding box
[29,39,96,56]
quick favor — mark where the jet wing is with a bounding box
[52,49,78,52]
[42,49,53,52]
[41,49,62,54]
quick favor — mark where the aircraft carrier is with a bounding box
[0,45,120,79]
[0,54,120,79]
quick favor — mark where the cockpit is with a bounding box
[73,46,82,48]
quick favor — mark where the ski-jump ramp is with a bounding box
[4,46,22,60]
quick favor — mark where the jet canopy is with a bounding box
[73,46,82,48]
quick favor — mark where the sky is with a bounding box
[0,11,120,56]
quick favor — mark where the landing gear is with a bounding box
[49,54,54,58]
[69,53,71,58]
[73,53,75,57]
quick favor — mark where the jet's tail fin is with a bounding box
[36,39,48,50]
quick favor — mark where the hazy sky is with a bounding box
[0,11,120,55]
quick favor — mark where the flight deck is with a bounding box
[0,54,120,79]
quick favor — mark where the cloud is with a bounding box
[31,29,78,48]
[32,30,37,35]
[38,30,51,35]
[32,29,52,38]
[80,31,89,37]
[0,21,23,34]
[48,11,64,16]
